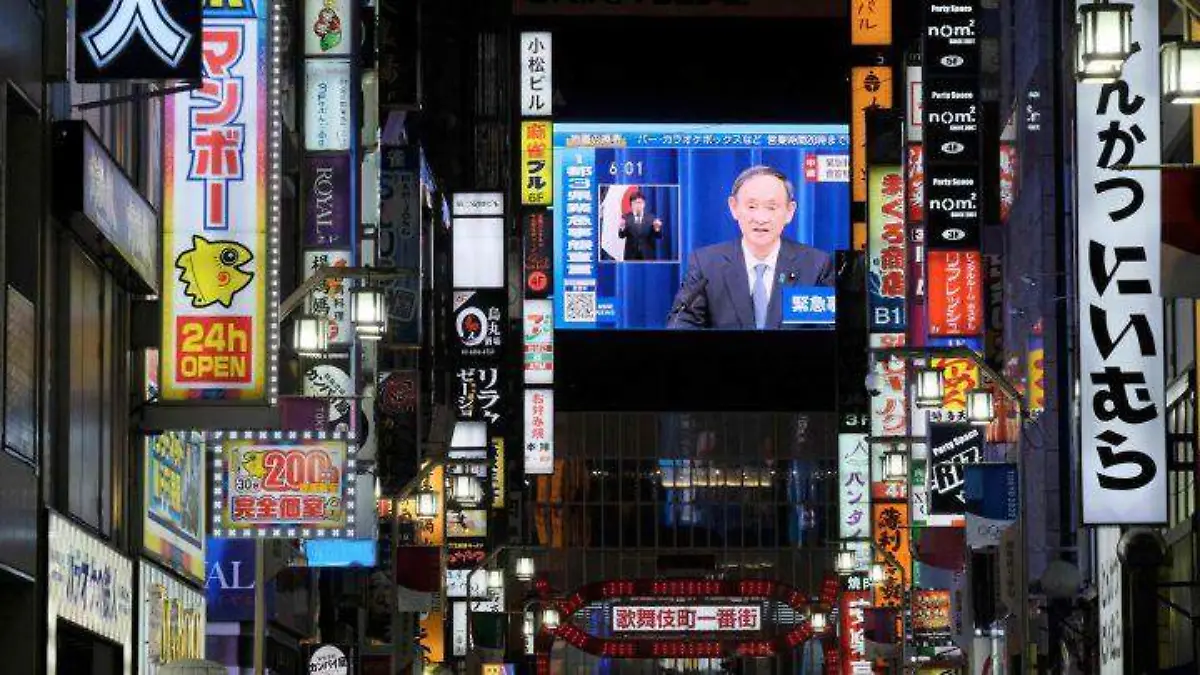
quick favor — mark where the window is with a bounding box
[4,85,40,462]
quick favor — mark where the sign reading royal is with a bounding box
[162,0,273,401]
[1076,0,1166,525]
[75,0,202,81]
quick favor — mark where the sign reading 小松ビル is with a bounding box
[1075,0,1166,525]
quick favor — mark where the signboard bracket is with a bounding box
[74,82,200,111]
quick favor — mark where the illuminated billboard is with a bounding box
[161,0,277,402]
[553,123,850,331]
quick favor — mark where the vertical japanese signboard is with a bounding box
[521,121,553,206]
[1076,0,1165,525]
[1097,525,1125,673]
[524,299,554,385]
[927,250,982,336]
[519,32,552,117]
[851,66,894,203]
[524,389,554,474]
[838,433,871,540]
[922,0,982,250]
[871,501,911,608]
[379,146,422,345]
[162,0,274,401]
[850,0,891,46]
[523,209,553,298]
[867,165,906,332]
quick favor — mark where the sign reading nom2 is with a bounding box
[161,0,274,401]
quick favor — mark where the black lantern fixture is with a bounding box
[1075,2,1136,83]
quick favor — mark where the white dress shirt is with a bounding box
[742,239,782,299]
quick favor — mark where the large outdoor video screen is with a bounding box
[553,123,850,331]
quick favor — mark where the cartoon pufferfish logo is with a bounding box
[175,235,255,308]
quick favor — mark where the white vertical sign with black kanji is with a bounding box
[520,32,553,117]
[1076,0,1165,525]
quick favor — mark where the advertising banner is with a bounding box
[929,353,980,420]
[447,509,488,538]
[867,165,906,332]
[162,0,272,401]
[869,333,907,438]
[305,154,353,248]
[519,32,553,117]
[906,143,924,222]
[524,388,554,474]
[521,121,553,205]
[304,360,355,430]
[912,590,952,640]
[524,299,554,385]
[304,250,353,346]
[454,366,505,427]
[1027,333,1045,414]
[927,250,982,336]
[491,436,506,509]
[379,146,422,344]
[872,501,911,607]
[851,0,891,46]
[75,0,202,81]
[1098,525,1124,674]
[851,65,894,202]
[523,208,553,298]
[963,463,1018,549]
[48,513,134,675]
[838,433,871,540]
[305,59,353,152]
[839,590,871,675]
[139,561,206,674]
[144,431,206,582]
[303,0,352,55]
[984,253,1003,369]
[451,290,507,361]
[1076,0,1165,525]
[928,423,983,516]
[210,432,357,538]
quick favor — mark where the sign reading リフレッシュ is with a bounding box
[161,0,272,401]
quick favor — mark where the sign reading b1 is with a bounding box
[75,0,202,81]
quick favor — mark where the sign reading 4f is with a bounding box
[76,0,202,81]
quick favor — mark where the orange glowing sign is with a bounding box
[931,357,980,413]
[851,0,892,46]
[872,501,911,607]
[851,66,894,202]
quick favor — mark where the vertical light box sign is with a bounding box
[519,32,552,117]
[452,193,505,289]
[524,298,554,385]
[305,60,353,152]
[521,121,553,206]
[162,0,278,402]
[866,164,906,333]
[524,389,553,475]
[1075,0,1165,525]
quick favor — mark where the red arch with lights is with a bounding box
[532,578,832,668]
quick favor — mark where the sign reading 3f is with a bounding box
[75,0,202,81]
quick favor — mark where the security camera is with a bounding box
[864,372,882,397]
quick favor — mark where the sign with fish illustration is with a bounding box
[161,0,274,401]
[304,0,350,55]
[209,430,357,538]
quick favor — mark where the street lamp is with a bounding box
[809,610,828,633]
[1162,34,1200,104]
[835,546,858,576]
[914,365,944,408]
[966,387,996,425]
[1075,2,1135,82]
[452,474,483,505]
[541,607,561,630]
[486,569,504,591]
[883,444,909,481]
[515,555,536,582]
[416,490,438,518]
[350,285,388,340]
[292,314,329,357]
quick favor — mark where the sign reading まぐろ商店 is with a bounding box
[1075,0,1166,525]
[161,0,275,401]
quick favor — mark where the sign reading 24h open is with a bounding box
[161,0,276,402]
[211,432,357,538]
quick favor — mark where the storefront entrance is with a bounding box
[56,620,121,675]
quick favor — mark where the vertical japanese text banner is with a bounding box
[520,32,552,117]
[162,0,272,400]
[867,165,906,333]
[522,121,553,206]
[872,501,911,608]
[851,65,894,203]
[851,0,892,46]
[1075,0,1165,524]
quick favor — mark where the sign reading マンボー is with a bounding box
[161,0,273,401]
[1075,0,1166,525]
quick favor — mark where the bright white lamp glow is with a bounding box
[487,569,504,590]
[870,563,886,584]
[1162,40,1200,104]
[914,366,945,408]
[541,607,561,629]
[966,387,996,424]
[883,445,909,481]
[835,548,857,576]
[351,286,387,340]
[292,314,329,357]
[810,611,828,632]
[1075,3,1135,83]
[416,491,438,518]
[453,475,483,504]
[515,556,536,581]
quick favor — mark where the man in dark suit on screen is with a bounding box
[618,192,663,261]
[667,165,834,330]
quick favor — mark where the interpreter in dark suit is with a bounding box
[667,166,834,330]
[618,192,664,261]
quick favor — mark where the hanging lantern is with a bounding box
[869,563,886,584]
[809,611,828,633]
[883,444,909,481]
[351,285,388,340]
[415,491,438,518]
[835,547,858,576]
[914,365,945,408]
[1162,39,1200,104]
[541,607,561,629]
[292,314,329,357]
[453,475,483,504]
[966,387,996,424]
[1075,2,1135,83]
[487,569,504,590]
[515,556,536,582]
